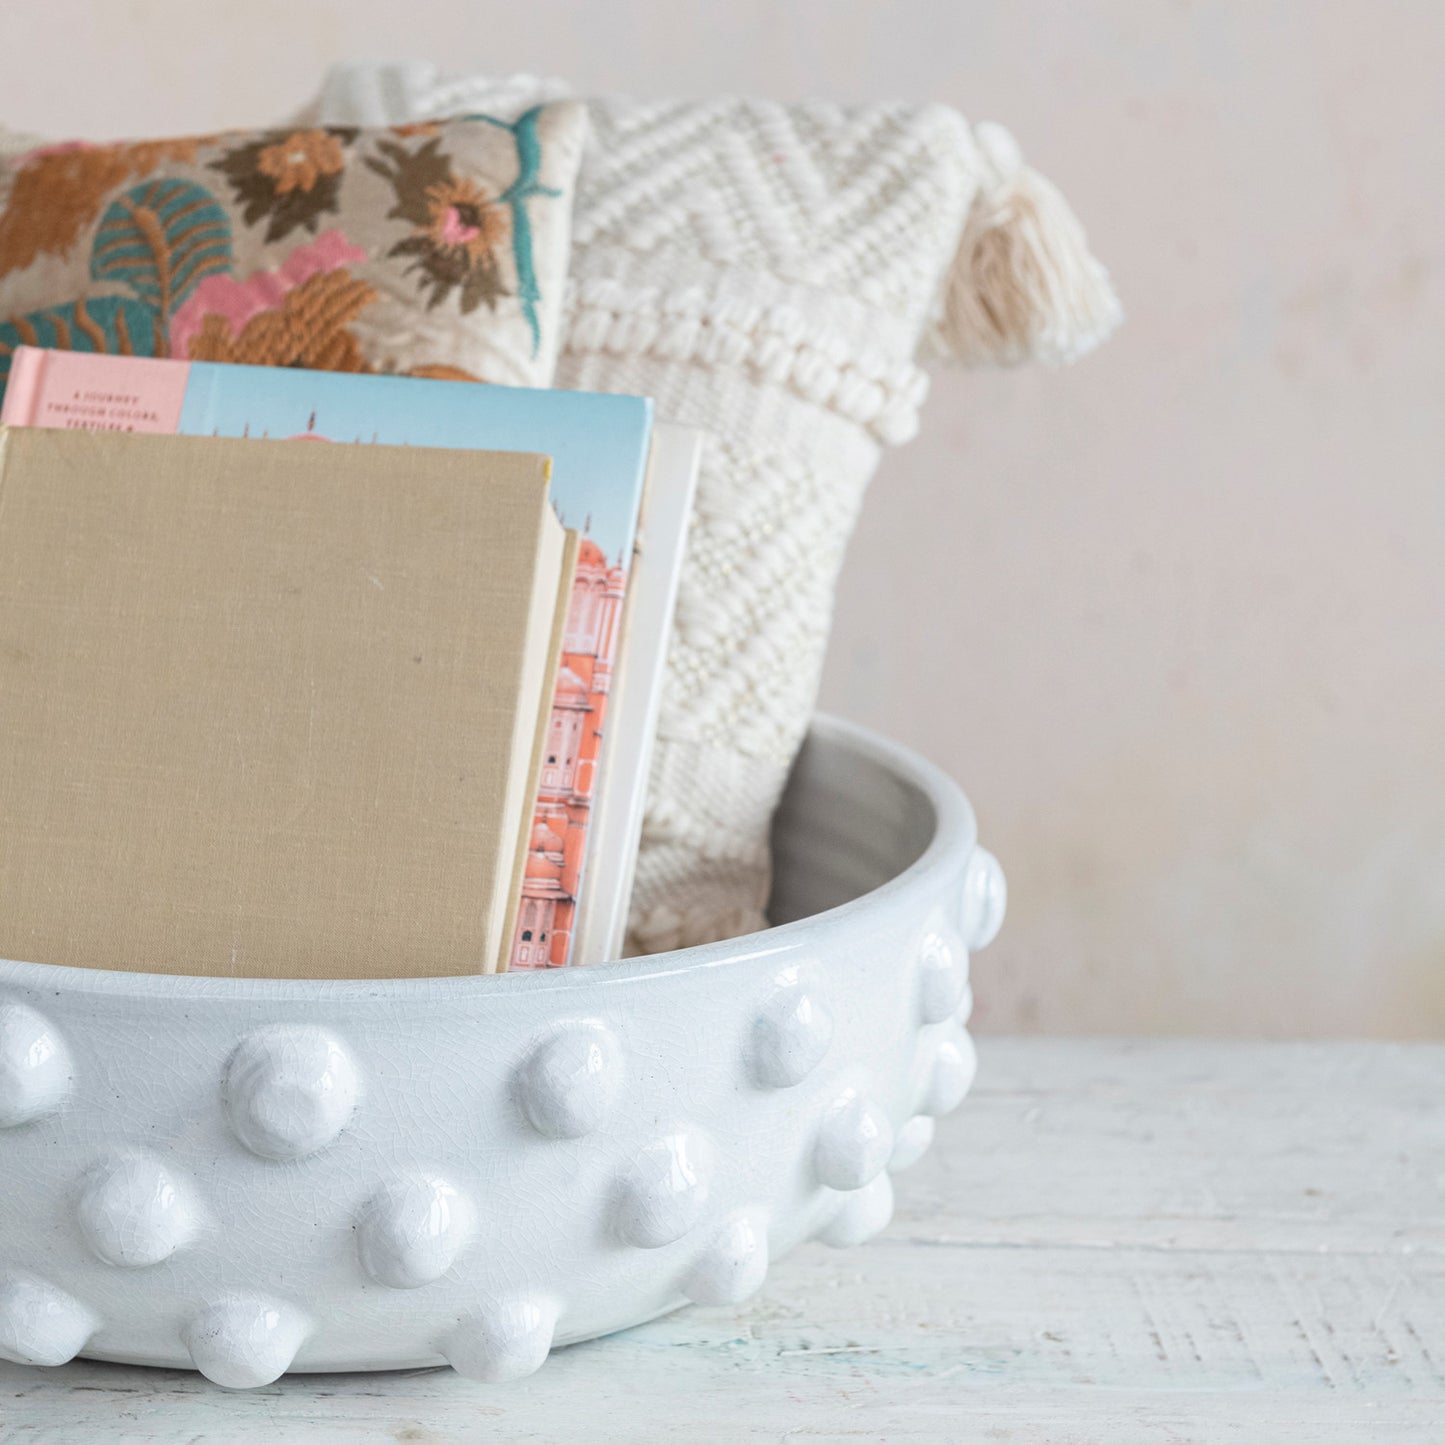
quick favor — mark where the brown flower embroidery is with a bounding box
[211,128,357,244]
[185,268,377,371]
[365,135,510,314]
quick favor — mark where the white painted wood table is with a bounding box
[2,1040,1441,1443]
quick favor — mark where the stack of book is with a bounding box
[0,347,700,978]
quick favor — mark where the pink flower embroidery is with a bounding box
[437,206,481,247]
[168,228,367,361]
[12,140,92,164]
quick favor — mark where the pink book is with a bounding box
[1,348,192,432]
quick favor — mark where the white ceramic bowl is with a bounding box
[0,715,1004,1387]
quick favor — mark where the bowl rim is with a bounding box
[0,714,976,1004]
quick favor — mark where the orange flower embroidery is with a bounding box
[255,130,346,196]
[211,127,356,244]
[0,135,213,278]
[425,176,510,261]
[185,268,378,372]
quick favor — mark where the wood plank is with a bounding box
[1,1040,1441,1442]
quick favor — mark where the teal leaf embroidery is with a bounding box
[90,179,232,344]
[0,297,159,395]
[472,108,561,359]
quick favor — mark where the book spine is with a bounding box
[0,346,46,425]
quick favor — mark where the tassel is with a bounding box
[932,121,1122,367]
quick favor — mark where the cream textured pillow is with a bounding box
[317,67,1121,957]
[0,107,587,391]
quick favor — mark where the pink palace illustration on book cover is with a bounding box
[511,537,626,968]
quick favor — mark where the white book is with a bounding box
[571,424,702,964]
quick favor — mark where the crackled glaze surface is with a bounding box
[0,716,1003,1386]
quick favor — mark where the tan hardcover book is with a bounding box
[0,426,564,979]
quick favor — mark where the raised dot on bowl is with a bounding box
[515,1020,624,1139]
[356,1173,472,1289]
[962,847,1007,951]
[916,929,966,1024]
[222,1024,359,1162]
[0,1274,96,1367]
[0,1001,73,1128]
[749,967,833,1088]
[76,1154,199,1268]
[682,1209,770,1306]
[957,981,975,1027]
[817,1171,895,1249]
[181,1294,309,1389]
[444,1296,556,1383]
[888,1115,936,1173]
[918,1034,978,1118]
[814,1089,894,1191]
[615,1131,712,1248]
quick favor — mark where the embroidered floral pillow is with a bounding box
[0,107,586,394]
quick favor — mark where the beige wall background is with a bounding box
[1,1,1440,1036]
